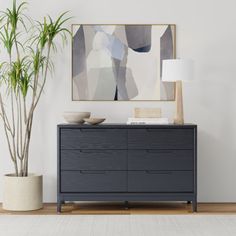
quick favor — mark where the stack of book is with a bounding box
[127,117,169,125]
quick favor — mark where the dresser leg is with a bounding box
[57,201,62,213]
[192,201,197,212]
[124,201,129,210]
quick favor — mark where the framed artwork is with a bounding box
[72,24,176,101]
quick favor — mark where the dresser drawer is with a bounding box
[128,129,194,149]
[128,150,193,170]
[61,171,126,192]
[128,171,193,192]
[61,150,127,170]
[60,129,127,149]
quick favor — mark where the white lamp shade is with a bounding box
[162,59,194,82]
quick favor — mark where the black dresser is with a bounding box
[57,124,197,212]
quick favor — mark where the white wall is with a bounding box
[0,0,236,202]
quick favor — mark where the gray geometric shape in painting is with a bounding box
[160,25,175,100]
[83,26,96,57]
[112,58,128,100]
[73,26,85,77]
[160,81,175,101]
[160,25,174,75]
[125,25,152,52]
[88,68,116,100]
[72,71,89,100]
[111,42,138,100]
[112,42,128,100]
[86,67,100,99]
[160,81,175,100]
[125,68,138,99]
[72,26,89,100]
[112,60,138,100]
[114,26,128,47]
[108,36,125,61]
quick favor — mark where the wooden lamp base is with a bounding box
[174,80,184,125]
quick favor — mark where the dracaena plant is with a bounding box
[0,0,71,176]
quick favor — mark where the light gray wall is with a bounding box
[0,0,236,202]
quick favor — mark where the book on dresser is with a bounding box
[127,118,169,125]
[57,123,197,213]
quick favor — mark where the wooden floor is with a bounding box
[1,202,236,215]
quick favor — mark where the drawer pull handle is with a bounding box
[80,129,107,132]
[146,129,171,132]
[145,171,172,175]
[80,171,106,174]
[146,150,172,154]
[79,150,110,154]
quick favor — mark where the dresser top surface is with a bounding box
[58,123,197,129]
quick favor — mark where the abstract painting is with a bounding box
[72,24,176,101]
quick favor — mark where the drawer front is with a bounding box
[128,129,194,149]
[61,171,126,192]
[128,150,193,170]
[60,129,127,149]
[128,171,193,192]
[61,150,127,170]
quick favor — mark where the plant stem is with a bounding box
[22,44,52,176]
[0,93,18,176]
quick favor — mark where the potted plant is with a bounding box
[0,0,70,211]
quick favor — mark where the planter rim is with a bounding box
[4,173,42,178]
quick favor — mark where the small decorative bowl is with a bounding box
[63,112,91,124]
[83,118,106,125]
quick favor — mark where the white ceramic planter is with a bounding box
[3,174,43,211]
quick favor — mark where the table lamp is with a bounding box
[162,59,194,124]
